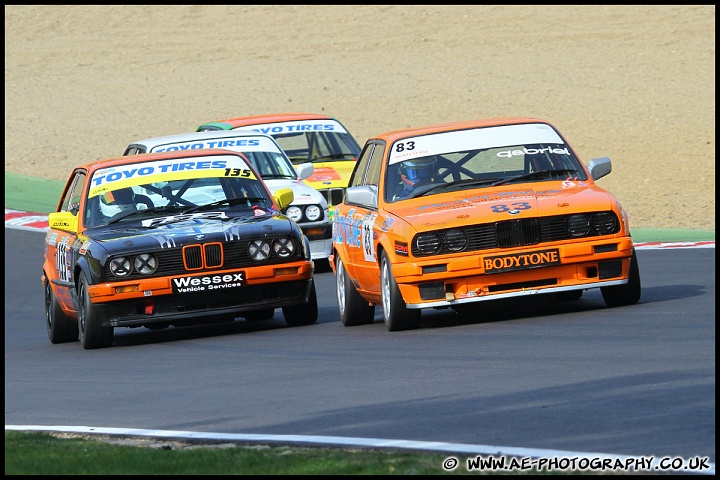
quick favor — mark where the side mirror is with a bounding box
[273,188,295,210]
[587,157,612,181]
[48,211,78,233]
[295,162,314,180]
[345,185,377,209]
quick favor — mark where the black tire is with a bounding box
[78,273,113,349]
[283,279,318,326]
[380,251,420,331]
[45,278,78,344]
[336,255,375,326]
[601,248,642,307]
[244,308,274,321]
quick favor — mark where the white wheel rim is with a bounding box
[336,259,346,315]
[381,259,391,322]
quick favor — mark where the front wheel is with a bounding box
[601,248,642,307]
[283,279,318,326]
[45,277,78,344]
[380,251,420,331]
[78,272,113,349]
[336,255,375,326]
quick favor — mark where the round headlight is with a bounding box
[443,229,468,251]
[566,214,590,237]
[134,253,158,275]
[305,205,322,222]
[414,232,442,255]
[273,237,296,258]
[109,256,132,277]
[249,239,271,261]
[591,212,617,234]
[286,206,303,222]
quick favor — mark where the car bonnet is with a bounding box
[387,183,615,233]
[84,210,296,254]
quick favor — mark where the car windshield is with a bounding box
[84,154,274,227]
[237,120,360,165]
[385,123,589,202]
[242,151,298,179]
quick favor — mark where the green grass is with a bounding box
[5,431,599,475]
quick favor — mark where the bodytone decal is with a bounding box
[483,248,560,274]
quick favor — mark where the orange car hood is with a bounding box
[389,183,615,232]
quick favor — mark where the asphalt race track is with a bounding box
[4,227,715,472]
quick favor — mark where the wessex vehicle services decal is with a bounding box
[172,272,245,294]
[235,119,347,135]
[88,156,256,198]
[388,123,564,164]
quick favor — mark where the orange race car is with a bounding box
[330,117,641,331]
[41,149,317,349]
[196,113,362,216]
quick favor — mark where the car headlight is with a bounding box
[134,253,158,275]
[305,205,322,222]
[249,239,271,261]
[109,256,132,277]
[414,232,442,255]
[566,214,590,237]
[443,229,468,251]
[591,212,617,234]
[273,237,296,258]
[286,206,303,222]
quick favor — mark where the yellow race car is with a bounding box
[197,113,361,217]
[330,117,641,331]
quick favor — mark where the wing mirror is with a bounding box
[273,188,295,210]
[345,185,377,209]
[295,162,314,180]
[48,211,78,233]
[587,157,612,181]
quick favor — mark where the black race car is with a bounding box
[42,148,317,349]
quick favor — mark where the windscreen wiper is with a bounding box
[491,169,578,186]
[411,177,504,198]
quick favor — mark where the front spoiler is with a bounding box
[93,279,313,328]
[405,278,625,309]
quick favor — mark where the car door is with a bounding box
[45,170,87,315]
[337,141,385,294]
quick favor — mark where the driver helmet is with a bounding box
[399,156,437,188]
[100,187,137,215]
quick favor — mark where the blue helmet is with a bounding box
[400,156,437,188]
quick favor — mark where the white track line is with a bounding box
[5,425,714,475]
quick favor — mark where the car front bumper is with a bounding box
[86,262,314,328]
[393,238,636,309]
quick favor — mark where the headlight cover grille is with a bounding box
[411,211,621,257]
